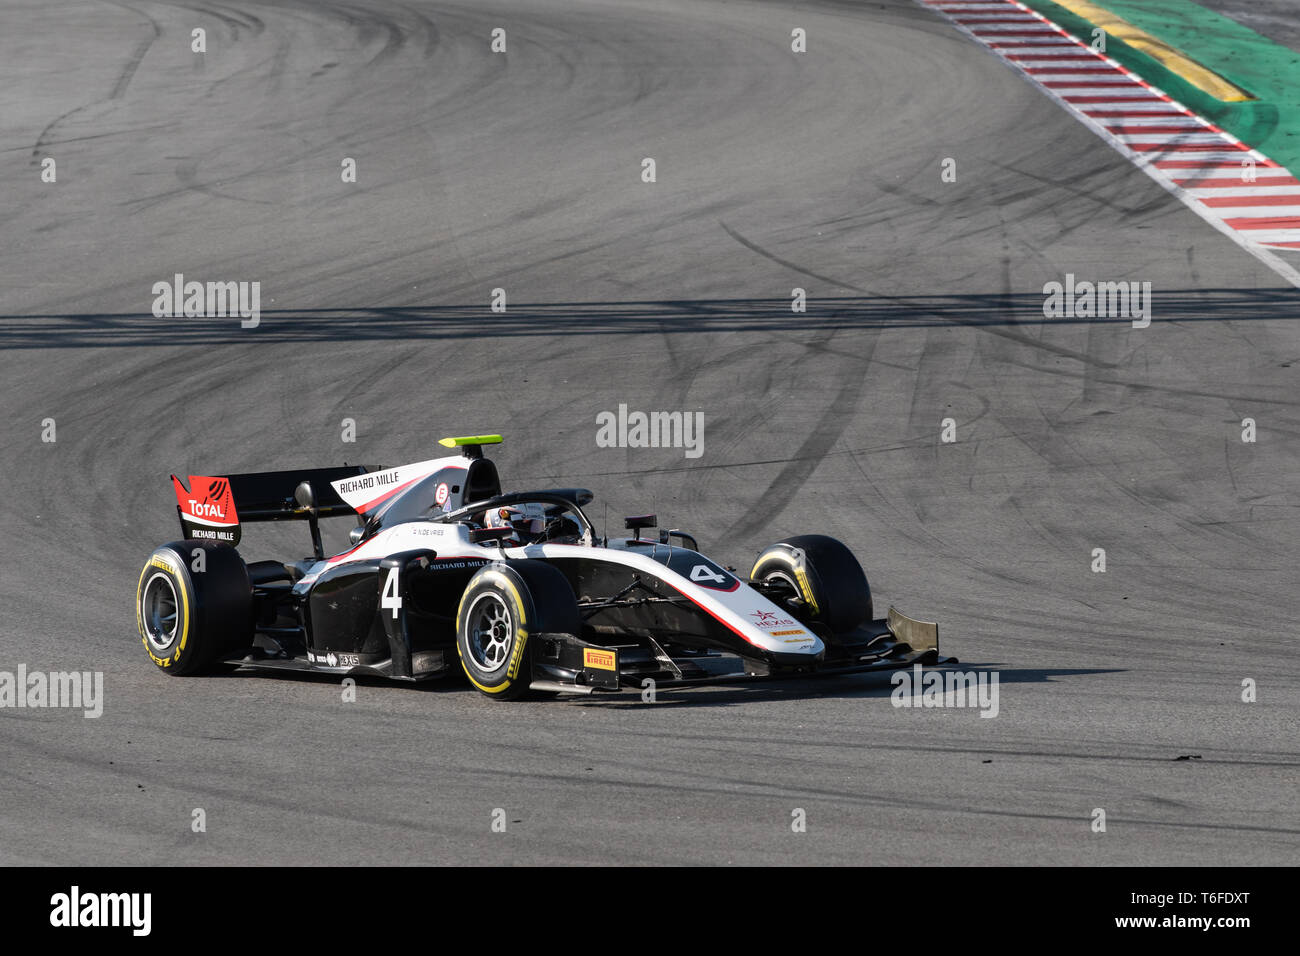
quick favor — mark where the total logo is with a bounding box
[172,475,238,526]
[187,498,226,519]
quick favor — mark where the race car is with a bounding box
[136,435,950,698]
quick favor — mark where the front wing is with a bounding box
[527,607,954,695]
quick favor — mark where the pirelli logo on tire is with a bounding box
[582,647,617,672]
[506,630,528,681]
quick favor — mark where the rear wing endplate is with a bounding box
[172,465,382,546]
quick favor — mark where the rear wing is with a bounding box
[172,465,382,546]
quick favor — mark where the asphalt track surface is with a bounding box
[2,0,1297,866]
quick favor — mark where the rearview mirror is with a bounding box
[659,528,699,551]
[624,514,657,539]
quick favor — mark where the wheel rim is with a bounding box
[141,572,180,652]
[466,592,514,674]
[764,569,801,605]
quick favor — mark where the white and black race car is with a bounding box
[137,435,949,698]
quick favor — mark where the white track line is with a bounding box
[918,0,1300,287]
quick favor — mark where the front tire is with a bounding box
[749,534,872,636]
[136,540,252,675]
[455,560,580,700]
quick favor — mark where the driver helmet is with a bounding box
[485,503,546,545]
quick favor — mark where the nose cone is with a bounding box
[762,631,824,662]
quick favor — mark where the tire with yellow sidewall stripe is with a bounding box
[749,534,872,636]
[456,560,580,700]
[136,540,252,675]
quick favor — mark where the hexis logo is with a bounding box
[750,609,797,629]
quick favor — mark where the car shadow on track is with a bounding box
[206,665,473,692]
[571,664,1122,708]
[203,662,1118,708]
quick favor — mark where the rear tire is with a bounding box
[749,534,872,635]
[136,540,252,675]
[456,560,580,700]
